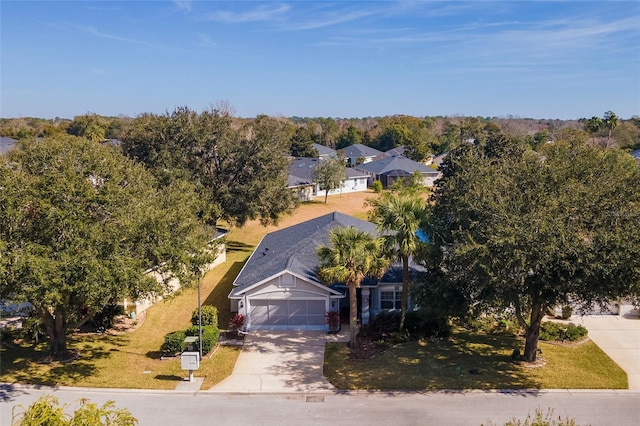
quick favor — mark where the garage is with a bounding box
[249,299,327,330]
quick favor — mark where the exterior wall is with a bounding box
[233,272,343,331]
[318,177,368,197]
[127,240,227,316]
[290,185,315,202]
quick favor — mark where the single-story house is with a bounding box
[0,136,18,155]
[312,143,338,160]
[229,212,421,331]
[339,143,383,166]
[287,157,368,202]
[355,155,442,188]
[383,146,434,165]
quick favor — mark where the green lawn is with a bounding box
[324,327,628,390]
[0,192,374,390]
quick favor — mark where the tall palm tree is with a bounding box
[603,111,619,146]
[317,226,389,347]
[369,192,428,330]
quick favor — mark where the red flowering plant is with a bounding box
[326,311,341,332]
[230,313,246,331]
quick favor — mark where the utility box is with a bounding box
[181,351,200,370]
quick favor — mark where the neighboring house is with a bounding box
[630,148,640,167]
[0,136,18,155]
[339,143,383,166]
[287,157,368,202]
[124,229,228,316]
[355,155,442,188]
[431,152,448,168]
[383,146,434,165]
[312,143,338,159]
[229,212,421,331]
[384,146,406,157]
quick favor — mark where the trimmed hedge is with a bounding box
[191,305,218,327]
[185,325,220,354]
[539,321,588,342]
[161,330,186,354]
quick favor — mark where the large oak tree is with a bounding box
[430,135,640,362]
[121,108,296,227]
[0,137,214,359]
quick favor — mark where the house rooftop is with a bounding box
[230,212,380,296]
[355,155,439,175]
[312,143,337,158]
[339,143,383,159]
[0,136,18,155]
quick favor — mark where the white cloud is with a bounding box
[174,1,192,13]
[204,3,290,23]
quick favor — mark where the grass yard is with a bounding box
[324,327,628,390]
[0,191,377,390]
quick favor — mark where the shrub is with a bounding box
[368,311,400,336]
[185,325,220,354]
[371,180,383,193]
[229,313,246,330]
[405,310,452,338]
[161,330,186,354]
[11,394,138,426]
[539,322,588,342]
[92,304,125,332]
[561,305,572,320]
[191,305,218,327]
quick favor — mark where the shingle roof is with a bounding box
[287,157,367,188]
[0,137,18,155]
[384,146,406,157]
[288,157,320,182]
[230,212,380,296]
[339,143,383,159]
[312,143,337,158]
[355,155,439,175]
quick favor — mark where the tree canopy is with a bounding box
[312,157,348,203]
[317,226,389,347]
[368,191,429,330]
[121,108,297,227]
[430,134,640,362]
[0,136,214,358]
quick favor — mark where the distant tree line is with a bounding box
[3,111,639,162]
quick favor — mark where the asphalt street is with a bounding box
[2,384,639,426]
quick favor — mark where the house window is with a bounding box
[380,290,401,310]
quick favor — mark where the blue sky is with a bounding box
[1,1,639,120]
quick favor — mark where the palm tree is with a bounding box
[317,226,389,347]
[603,111,619,146]
[369,192,428,330]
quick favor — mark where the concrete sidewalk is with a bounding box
[578,315,640,390]
[207,330,349,393]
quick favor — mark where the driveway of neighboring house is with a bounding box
[208,330,347,393]
[578,314,640,390]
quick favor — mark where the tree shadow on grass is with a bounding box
[225,240,254,253]
[204,261,246,326]
[154,374,182,382]
[1,333,126,387]
[324,328,543,393]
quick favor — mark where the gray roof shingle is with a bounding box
[0,137,18,155]
[355,155,439,176]
[339,143,383,159]
[230,212,380,296]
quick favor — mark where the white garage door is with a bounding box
[249,299,326,330]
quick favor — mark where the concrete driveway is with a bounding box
[578,315,640,390]
[209,331,344,393]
